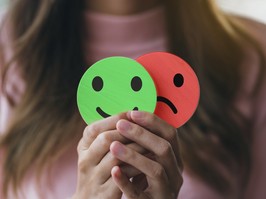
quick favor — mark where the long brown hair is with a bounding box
[0,0,85,197]
[165,0,265,195]
[0,0,265,197]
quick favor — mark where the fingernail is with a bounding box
[131,111,144,118]
[117,120,131,131]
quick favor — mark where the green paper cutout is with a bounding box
[77,56,157,124]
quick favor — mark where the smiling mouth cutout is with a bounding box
[96,107,139,118]
[157,96,178,114]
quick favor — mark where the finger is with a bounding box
[127,111,183,169]
[77,130,129,184]
[85,130,128,165]
[116,119,181,183]
[102,177,123,199]
[120,165,142,178]
[110,141,168,188]
[111,166,145,199]
[97,142,146,182]
[126,111,175,141]
[78,112,127,152]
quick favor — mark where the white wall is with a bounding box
[217,0,266,23]
[0,0,6,8]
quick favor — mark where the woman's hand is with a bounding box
[72,113,128,199]
[110,111,183,199]
[72,113,146,199]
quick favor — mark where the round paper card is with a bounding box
[77,56,157,124]
[136,52,200,128]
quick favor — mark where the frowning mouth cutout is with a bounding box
[137,52,200,128]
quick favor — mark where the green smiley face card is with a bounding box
[77,56,157,125]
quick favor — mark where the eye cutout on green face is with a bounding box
[77,56,157,125]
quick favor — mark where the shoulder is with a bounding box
[238,17,266,100]
[232,15,266,55]
[230,16,266,100]
[228,16,266,120]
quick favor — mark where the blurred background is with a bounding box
[217,0,266,23]
[0,0,265,23]
[0,0,5,8]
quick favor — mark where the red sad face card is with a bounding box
[137,52,200,128]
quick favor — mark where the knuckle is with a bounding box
[84,124,99,139]
[117,112,127,120]
[159,141,172,157]
[77,139,83,152]
[128,143,146,154]
[97,132,113,147]
[146,113,156,124]
[124,147,136,160]
[166,126,177,141]
[136,112,155,125]
[151,163,165,179]
[77,157,88,174]
[77,137,91,153]
[132,126,144,138]
[109,153,120,165]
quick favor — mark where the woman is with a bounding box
[1,0,266,198]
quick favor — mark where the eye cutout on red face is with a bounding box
[136,52,200,128]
